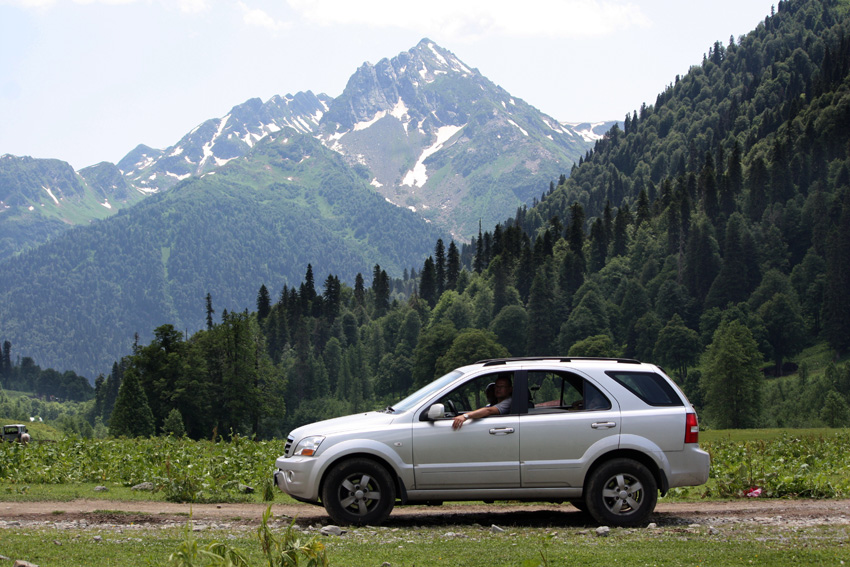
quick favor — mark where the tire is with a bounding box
[321,458,395,526]
[584,458,657,527]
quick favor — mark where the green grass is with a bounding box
[0,518,845,567]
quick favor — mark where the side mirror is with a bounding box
[427,403,445,420]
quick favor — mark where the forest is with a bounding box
[1,0,850,439]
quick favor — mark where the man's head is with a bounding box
[494,375,513,401]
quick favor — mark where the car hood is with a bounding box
[288,411,399,440]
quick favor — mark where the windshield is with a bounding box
[391,370,464,413]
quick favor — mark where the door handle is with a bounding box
[489,427,515,435]
[591,421,616,429]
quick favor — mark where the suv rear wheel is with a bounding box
[321,458,395,525]
[585,458,657,527]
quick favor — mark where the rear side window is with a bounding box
[605,371,684,407]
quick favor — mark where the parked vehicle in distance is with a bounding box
[274,357,710,526]
[2,424,30,444]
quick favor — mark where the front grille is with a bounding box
[284,435,294,457]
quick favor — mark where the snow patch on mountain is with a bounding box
[401,124,464,188]
[353,110,388,132]
[508,119,529,137]
[563,122,609,142]
[42,186,59,205]
[201,115,231,168]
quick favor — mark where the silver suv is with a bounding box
[274,357,710,526]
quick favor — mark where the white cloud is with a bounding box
[286,0,651,40]
[238,1,289,31]
[176,0,208,13]
[2,0,208,11]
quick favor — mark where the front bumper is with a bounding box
[273,456,321,502]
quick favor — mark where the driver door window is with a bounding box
[433,371,514,417]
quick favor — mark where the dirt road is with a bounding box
[2,499,848,529]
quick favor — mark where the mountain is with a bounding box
[0,155,143,260]
[315,39,598,238]
[2,41,605,258]
[0,130,442,378]
[118,91,332,194]
[116,40,600,240]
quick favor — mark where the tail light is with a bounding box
[685,412,699,444]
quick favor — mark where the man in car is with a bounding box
[451,375,513,430]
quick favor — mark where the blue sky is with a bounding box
[1,0,775,170]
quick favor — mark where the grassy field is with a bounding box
[0,428,848,565]
[0,510,846,566]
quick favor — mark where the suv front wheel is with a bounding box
[585,458,657,527]
[321,458,395,525]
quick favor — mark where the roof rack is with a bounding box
[477,356,642,366]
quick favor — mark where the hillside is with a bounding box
[0,130,442,378]
[0,155,142,260]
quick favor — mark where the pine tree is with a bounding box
[473,221,484,273]
[419,257,437,307]
[109,367,155,437]
[446,241,461,291]
[435,239,446,296]
[257,284,271,321]
[701,319,763,429]
[205,293,215,330]
[372,265,390,315]
[354,273,365,306]
[526,267,556,355]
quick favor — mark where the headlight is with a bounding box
[293,435,325,456]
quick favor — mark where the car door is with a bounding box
[520,369,620,488]
[411,371,521,490]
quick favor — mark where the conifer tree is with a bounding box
[372,265,390,315]
[473,221,484,273]
[526,267,556,355]
[701,319,763,429]
[109,367,155,437]
[257,284,271,321]
[612,205,631,257]
[419,257,437,307]
[446,241,461,291]
[205,293,215,330]
[354,273,365,306]
[435,239,446,296]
